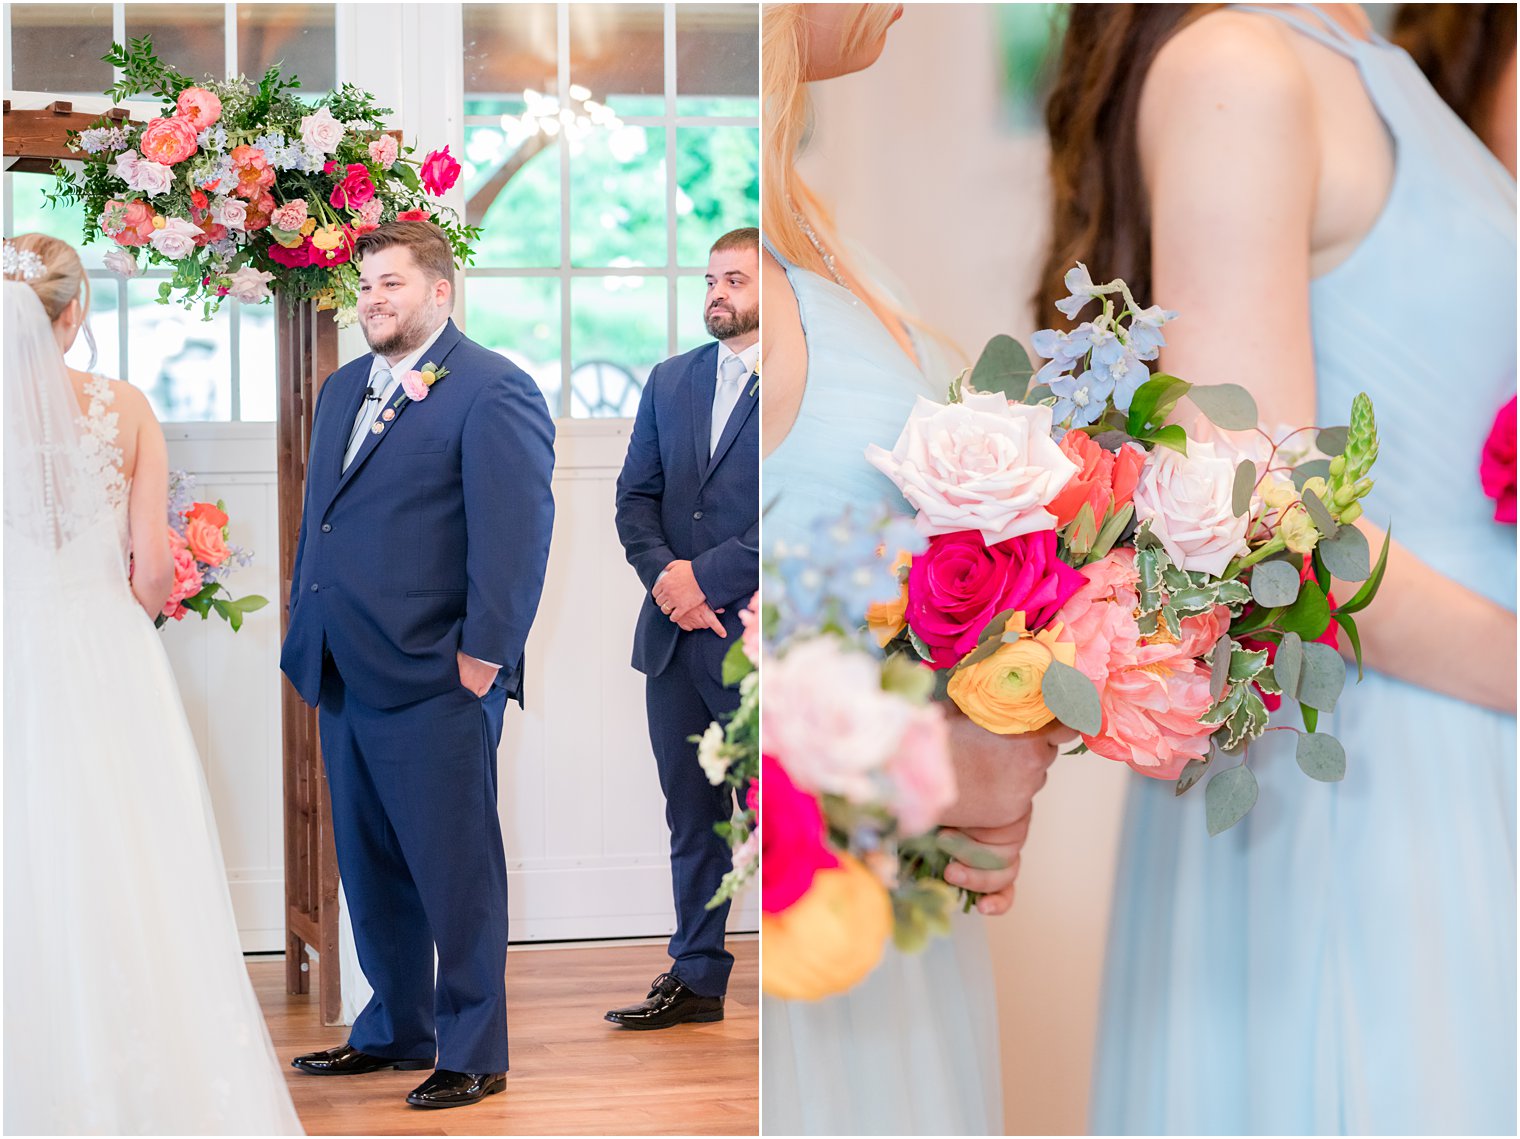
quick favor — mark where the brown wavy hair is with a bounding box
[1391,3,1517,137]
[1038,5,1218,323]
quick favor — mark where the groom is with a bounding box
[280,221,555,1108]
[607,228,759,1029]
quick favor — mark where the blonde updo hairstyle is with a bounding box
[8,232,97,367]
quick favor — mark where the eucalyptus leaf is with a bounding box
[969,334,1035,401]
[936,829,1009,871]
[1251,559,1301,608]
[1232,459,1257,518]
[1300,487,1340,538]
[1026,384,1053,404]
[1176,758,1209,796]
[1291,459,1333,491]
[1275,631,1304,698]
[1279,579,1332,641]
[1316,426,1349,456]
[1205,765,1259,836]
[1297,641,1346,712]
[1296,732,1347,782]
[1319,523,1371,582]
[1041,659,1103,735]
[1188,383,1260,431]
[1337,526,1393,615]
[1209,636,1232,701]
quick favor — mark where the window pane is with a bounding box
[124,4,226,82]
[676,275,711,356]
[66,276,122,380]
[464,278,562,414]
[570,4,665,117]
[463,3,557,99]
[9,4,114,94]
[126,281,233,421]
[675,127,760,267]
[676,4,758,116]
[238,3,336,94]
[6,173,109,269]
[570,275,665,418]
[462,124,560,267]
[569,126,666,268]
[239,302,278,421]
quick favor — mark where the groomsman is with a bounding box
[609,228,759,1028]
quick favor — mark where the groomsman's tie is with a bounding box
[344,369,391,471]
[710,354,748,456]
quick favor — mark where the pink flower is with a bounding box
[420,146,462,196]
[139,115,199,165]
[395,208,431,222]
[149,217,204,260]
[368,134,399,168]
[212,197,248,230]
[267,239,314,268]
[102,247,139,278]
[1047,431,1146,529]
[760,754,839,914]
[229,145,275,200]
[1131,439,1251,576]
[243,191,276,232]
[401,370,430,401]
[905,528,1085,669]
[112,148,174,197]
[163,528,204,616]
[738,591,761,665]
[100,199,157,246]
[226,266,274,303]
[1481,395,1516,525]
[299,107,345,154]
[270,199,309,232]
[175,87,222,129]
[866,392,1079,545]
[183,501,230,567]
[356,198,384,228]
[884,702,954,837]
[328,162,376,209]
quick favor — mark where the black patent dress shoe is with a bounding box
[406,1069,507,1108]
[604,972,724,1029]
[291,1043,435,1075]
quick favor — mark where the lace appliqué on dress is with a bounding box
[78,373,127,509]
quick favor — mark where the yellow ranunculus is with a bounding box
[271,227,307,250]
[299,216,319,237]
[762,853,892,1001]
[866,549,913,648]
[946,614,1075,734]
[310,225,345,251]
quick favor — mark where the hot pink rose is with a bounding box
[760,754,839,914]
[885,702,954,837]
[101,199,157,247]
[329,162,376,209]
[139,115,198,165]
[905,529,1085,669]
[401,370,430,401]
[266,239,314,268]
[175,86,222,129]
[368,134,399,168]
[1481,395,1516,524]
[420,146,462,196]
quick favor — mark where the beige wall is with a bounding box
[799,6,1132,1133]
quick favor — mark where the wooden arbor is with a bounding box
[4,100,345,1024]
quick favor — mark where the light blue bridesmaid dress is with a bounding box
[1092,7,1517,1135]
[761,239,1004,1135]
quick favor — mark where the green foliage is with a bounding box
[1176,758,1209,796]
[1232,459,1257,518]
[1335,526,1392,616]
[1319,523,1371,582]
[1205,764,1258,836]
[1188,383,1259,431]
[968,334,1034,401]
[1296,732,1347,781]
[105,37,196,102]
[1250,559,1301,608]
[1125,374,1191,437]
[1041,659,1103,735]
[1297,641,1345,712]
[1278,578,1332,640]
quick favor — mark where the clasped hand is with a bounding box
[652,560,726,638]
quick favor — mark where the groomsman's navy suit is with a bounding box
[281,317,554,1075]
[614,341,759,998]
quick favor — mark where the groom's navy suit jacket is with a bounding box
[615,341,759,680]
[281,318,555,711]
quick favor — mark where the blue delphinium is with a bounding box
[196,125,229,152]
[1055,262,1103,321]
[78,126,130,154]
[1127,303,1178,360]
[1050,369,1111,428]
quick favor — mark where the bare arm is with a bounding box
[760,251,807,457]
[1140,17,1516,714]
[124,388,172,619]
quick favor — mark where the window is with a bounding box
[460,2,759,418]
[3,2,337,422]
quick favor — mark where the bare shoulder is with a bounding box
[1143,10,1312,129]
[762,250,801,340]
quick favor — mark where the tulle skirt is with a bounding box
[762,910,1003,1135]
[1091,672,1516,1135]
[3,576,303,1134]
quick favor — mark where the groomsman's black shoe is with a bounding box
[290,1043,435,1076]
[405,1069,507,1108]
[604,972,724,1029]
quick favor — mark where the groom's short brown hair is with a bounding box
[710,227,759,256]
[354,221,456,291]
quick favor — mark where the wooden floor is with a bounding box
[252,938,758,1136]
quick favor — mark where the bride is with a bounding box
[3,234,302,1135]
[760,7,1064,1134]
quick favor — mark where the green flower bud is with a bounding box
[1334,483,1359,508]
[1340,502,1362,524]
[1354,477,1374,498]
[1329,455,1347,478]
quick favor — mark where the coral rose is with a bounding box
[163,528,203,617]
[176,86,222,129]
[395,208,431,222]
[185,516,230,567]
[139,115,198,165]
[1131,439,1251,576]
[762,852,892,1001]
[101,199,157,247]
[946,614,1076,734]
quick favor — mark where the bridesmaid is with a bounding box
[1041,4,1516,1134]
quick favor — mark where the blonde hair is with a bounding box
[8,233,89,326]
[762,4,916,358]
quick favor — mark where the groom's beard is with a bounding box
[705,301,758,341]
[361,304,439,359]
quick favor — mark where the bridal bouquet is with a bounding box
[47,37,479,324]
[699,593,761,908]
[758,510,998,1002]
[156,470,268,630]
[866,265,1389,835]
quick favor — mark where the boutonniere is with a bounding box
[400,361,450,403]
[747,358,760,398]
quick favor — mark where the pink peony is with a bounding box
[243,191,276,232]
[905,528,1085,669]
[1481,396,1516,524]
[866,392,1079,545]
[101,199,157,246]
[1131,439,1251,576]
[229,145,275,200]
[368,134,399,168]
[138,115,198,165]
[760,754,839,915]
[884,701,954,837]
[175,86,222,129]
[420,146,462,196]
[329,162,376,209]
[400,370,430,401]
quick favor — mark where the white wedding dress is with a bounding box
[2,280,303,1135]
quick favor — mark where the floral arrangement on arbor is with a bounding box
[47,37,479,325]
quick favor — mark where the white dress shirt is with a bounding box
[710,340,759,456]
